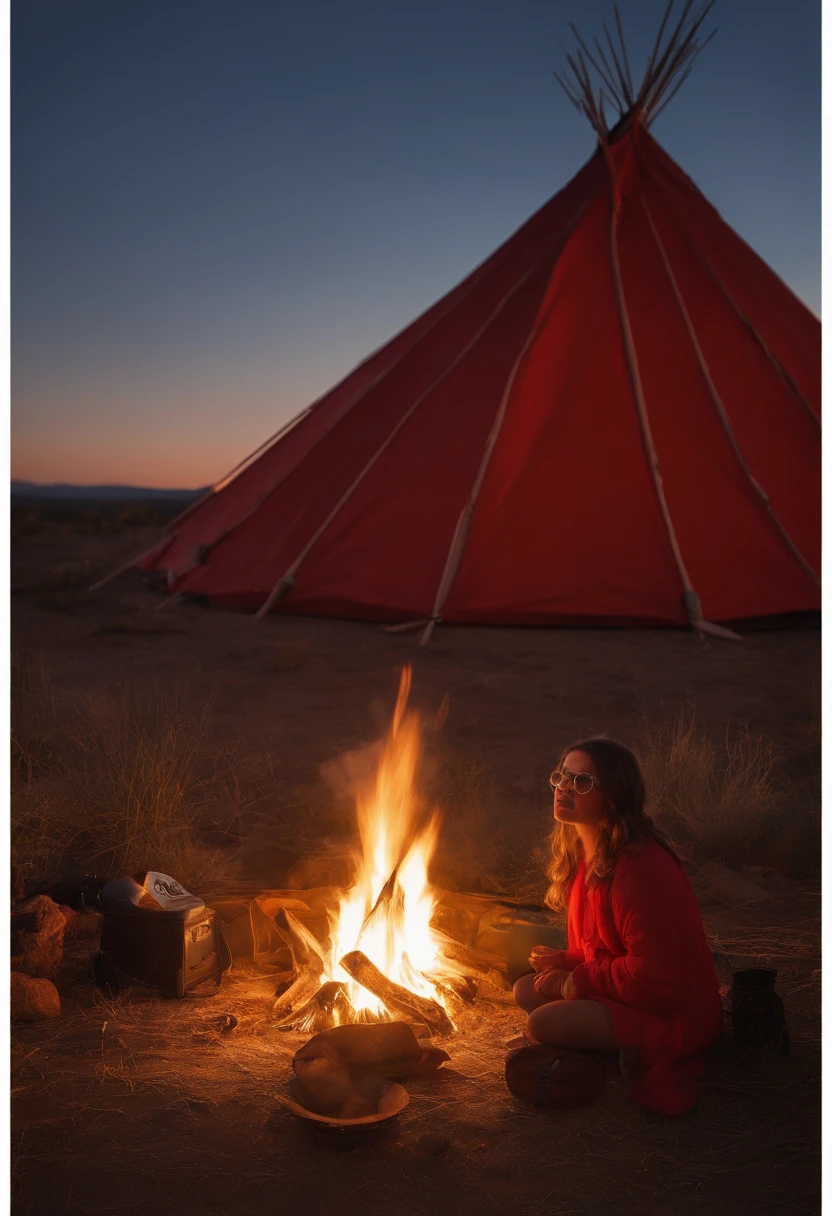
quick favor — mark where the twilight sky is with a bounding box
[12,0,820,489]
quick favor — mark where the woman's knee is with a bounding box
[513,972,546,1013]
[526,1003,561,1044]
[526,999,618,1052]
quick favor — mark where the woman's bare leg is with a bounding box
[525,999,619,1052]
[513,972,553,1013]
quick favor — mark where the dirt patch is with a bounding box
[11,521,821,1214]
[11,890,821,1216]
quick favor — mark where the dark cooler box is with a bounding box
[95,872,229,998]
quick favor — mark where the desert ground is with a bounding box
[10,507,821,1216]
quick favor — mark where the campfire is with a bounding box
[271,667,475,1036]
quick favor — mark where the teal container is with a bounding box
[482,920,567,985]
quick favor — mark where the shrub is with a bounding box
[11,654,233,891]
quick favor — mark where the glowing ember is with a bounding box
[321,666,454,1023]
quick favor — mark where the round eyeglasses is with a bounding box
[549,768,602,796]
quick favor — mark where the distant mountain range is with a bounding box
[11,481,206,502]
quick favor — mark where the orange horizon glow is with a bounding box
[10,451,225,492]
[10,376,314,490]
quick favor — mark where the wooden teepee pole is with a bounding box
[598,138,740,641]
[643,0,676,88]
[613,6,635,99]
[640,197,819,589]
[601,23,633,108]
[557,0,716,140]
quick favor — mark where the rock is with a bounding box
[56,906,103,942]
[11,895,67,978]
[691,863,769,907]
[10,972,61,1021]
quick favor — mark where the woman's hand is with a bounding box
[532,968,571,1000]
[529,946,571,974]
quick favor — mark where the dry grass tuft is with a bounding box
[484,840,550,904]
[428,705,818,900]
[637,705,798,869]
[11,652,236,890]
[11,500,188,538]
[12,559,102,595]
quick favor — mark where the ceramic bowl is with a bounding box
[276,1077,409,1145]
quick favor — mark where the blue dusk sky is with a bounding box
[12,0,820,488]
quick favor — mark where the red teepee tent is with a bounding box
[134,4,820,639]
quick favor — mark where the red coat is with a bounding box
[563,840,723,1116]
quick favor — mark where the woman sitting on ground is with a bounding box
[516,736,723,1116]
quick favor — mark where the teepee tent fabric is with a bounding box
[136,11,820,635]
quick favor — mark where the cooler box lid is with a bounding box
[100,872,205,917]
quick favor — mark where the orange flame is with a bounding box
[325,666,449,1019]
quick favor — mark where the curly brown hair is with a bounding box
[544,736,682,914]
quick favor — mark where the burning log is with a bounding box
[274,908,327,974]
[275,981,351,1033]
[339,950,454,1038]
[270,908,331,1016]
[433,930,507,976]
[358,862,404,938]
[438,973,479,1005]
[272,970,321,1016]
[424,976,466,1017]
[407,1023,432,1038]
[263,671,499,1034]
[273,970,296,997]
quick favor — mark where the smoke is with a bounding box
[318,740,383,804]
